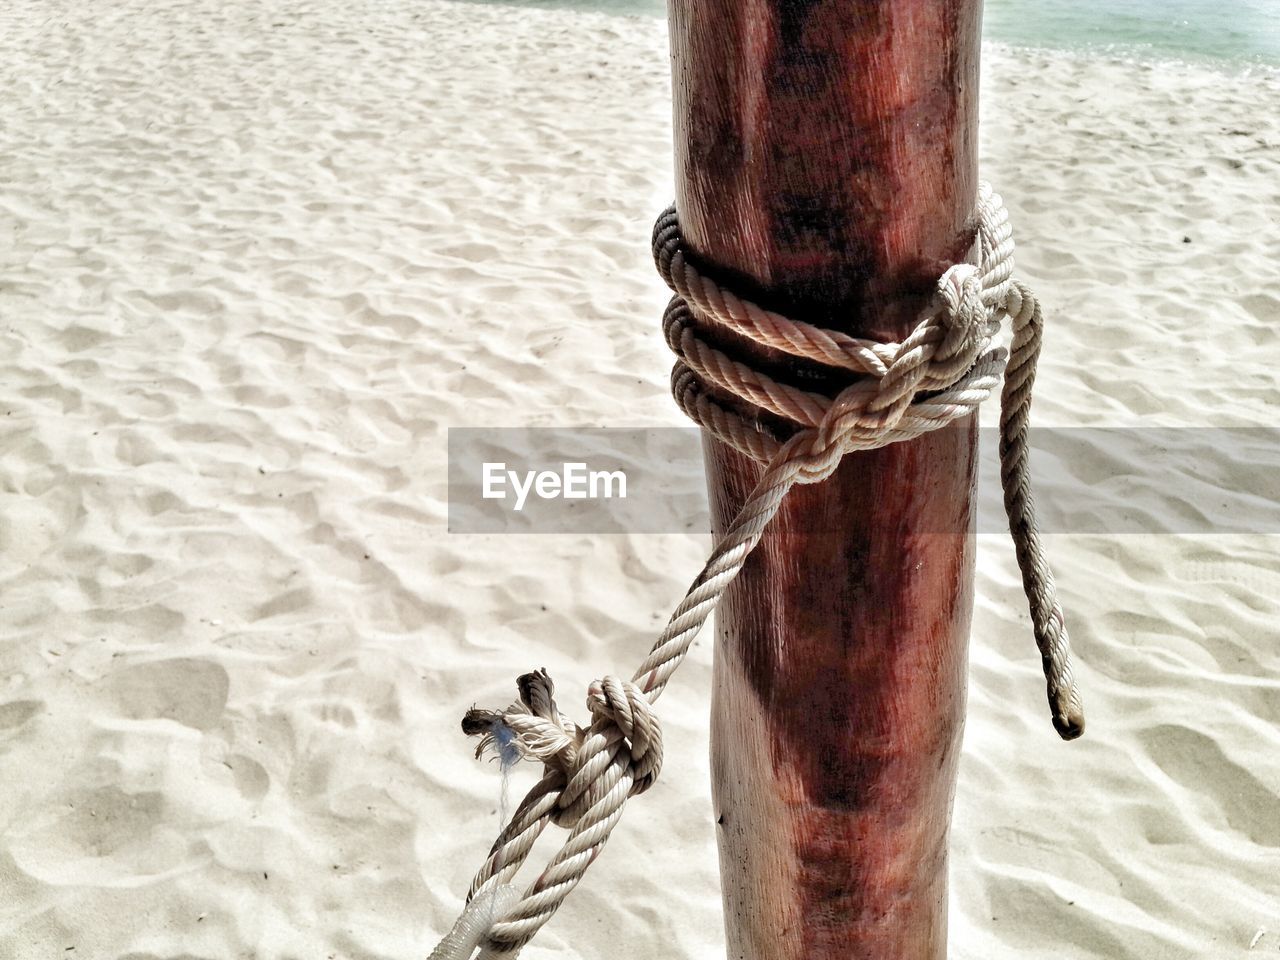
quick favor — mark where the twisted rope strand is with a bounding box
[429,181,1084,960]
[999,280,1084,739]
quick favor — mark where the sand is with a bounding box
[1,0,1278,957]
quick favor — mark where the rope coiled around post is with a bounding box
[429,182,1084,960]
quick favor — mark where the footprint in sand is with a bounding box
[7,762,188,888]
[0,700,42,739]
[99,657,230,731]
[52,785,166,860]
[89,602,187,637]
[251,585,315,621]
[114,430,169,467]
[1140,723,1280,848]
[222,753,270,802]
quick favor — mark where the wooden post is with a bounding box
[666,1,982,957]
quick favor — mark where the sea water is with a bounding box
[461,0,1280,67]
[984,0,1280,66]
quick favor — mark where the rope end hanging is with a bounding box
[1055,707,1085,742]
[1045,615,1086,741]
[998,279,1086,741]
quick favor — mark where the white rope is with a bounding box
[427,181,1084,959]
[428,884,523,960]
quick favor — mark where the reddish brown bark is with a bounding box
[666,1,982,957]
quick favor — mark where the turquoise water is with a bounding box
[460,0,1280,66]
[985,0,1280,65]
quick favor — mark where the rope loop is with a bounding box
[652,182,1084,742]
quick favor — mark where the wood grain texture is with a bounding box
[665,1,982,957]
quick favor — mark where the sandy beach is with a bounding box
[1,0,1278,957]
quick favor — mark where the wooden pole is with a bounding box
[666,2,982,957]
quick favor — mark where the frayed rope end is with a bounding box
[462,708,523,769]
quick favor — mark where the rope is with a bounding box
[428,181,1084,959]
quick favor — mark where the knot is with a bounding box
[760,265,996,488]
[931,263,989,373]
[463,670,664,828]
[586,675,663,794]
[652,205,1001,493]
